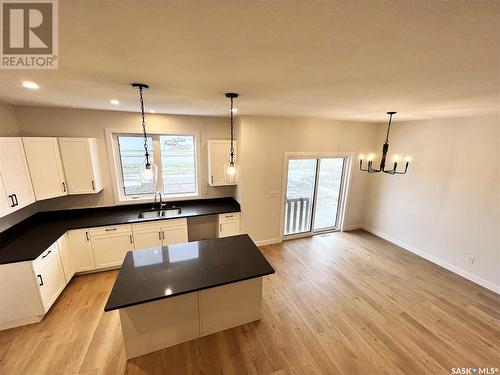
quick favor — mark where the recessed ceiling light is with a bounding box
[22,81,40,90]
[110,99,120,105]
[150,110,156,113]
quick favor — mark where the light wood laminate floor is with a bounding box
[1,230,499,374]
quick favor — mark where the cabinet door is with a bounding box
[132,222,163,250]
[0,138,35,210]
[162,219,188,245]
[208,140,237,186]
[0,262,44,328]
[58,138,102,194]
[218,213,240,238]
[89,225,134,269]
[0,173,14,218]
[57,233,76,283]
[67,229,95,272]
[23,137,67,200]
[34,247,66,313]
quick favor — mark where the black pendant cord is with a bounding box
[138,87,151,168]
[230,96,234,165]
[225,92,239,167]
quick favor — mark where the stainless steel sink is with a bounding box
[138,207,182,219]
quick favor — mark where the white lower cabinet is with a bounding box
[57,233,76,283]
[0,262,44,330]
[33,244,66,313]
[217,213,240,238]
[163,219,188,245]
[89,224,134,269]
[132,219,188,250]
[132,221,163,250]
[67,229,95,272]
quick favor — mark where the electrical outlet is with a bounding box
[465,255,476,264]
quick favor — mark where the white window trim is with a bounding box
[278,151,354,239]
[105,127,201,205]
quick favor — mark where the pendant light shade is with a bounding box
[132,83,158,190]
[224,93,239,184]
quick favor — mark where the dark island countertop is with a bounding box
[104,234,275,311]
[0,197,240,265]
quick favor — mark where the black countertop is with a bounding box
[0,197,240,265]
[104,234,275,311]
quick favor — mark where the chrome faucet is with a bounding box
[153,192,165,210]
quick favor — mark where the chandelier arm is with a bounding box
[359,160,370,172]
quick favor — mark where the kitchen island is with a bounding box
[104,234,275,359]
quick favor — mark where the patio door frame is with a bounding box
[279,152,354,241]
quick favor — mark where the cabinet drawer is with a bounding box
[162,218,188,229]
[88,224,132,236]
[218,213,240,222]
[33,243,58,275]
[131,221,165,233]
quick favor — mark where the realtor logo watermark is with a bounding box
[1,0,58,69]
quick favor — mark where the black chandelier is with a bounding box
[359,111,410,175]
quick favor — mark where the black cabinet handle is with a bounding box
[91,180,95,190]
[105,228,117,231]
[158,231,162,240]
[62,182,66,192]
[85,231,90,241]
[42,250,51,258]
[37,275,44,286]
[129,234,133,244]
[13,194,18,206]
[8,195,15,207]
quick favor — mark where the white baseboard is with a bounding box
[255,238,282,246]
[0,315,41,331]
[362,225,500,295]
[342,224,363,231]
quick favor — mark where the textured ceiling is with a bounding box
[0,1,499,121]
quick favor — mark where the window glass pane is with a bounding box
[313,158,345,230]
[160,135,196,195]
[117,136,155,195]
[284,159,317,235]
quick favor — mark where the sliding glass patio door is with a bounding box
[283,156,347,237]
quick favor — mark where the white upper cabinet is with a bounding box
[0,138,35,215]
[0,174,12,218]
[208,140,237,186]
[22,137,67,200]
[58,138,103,195]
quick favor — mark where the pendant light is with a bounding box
[132,83,158,189]
[224,93,239,184]
[359,112,410,175]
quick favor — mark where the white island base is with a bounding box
[118,277,263,359]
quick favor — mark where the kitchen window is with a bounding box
[112,132,199,201]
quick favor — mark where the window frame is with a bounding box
[106,127,201,204]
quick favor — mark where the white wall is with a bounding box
[363,114,500,292]
[236,115,377,243]
[0,103,19,136]
[13,106,235,210]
